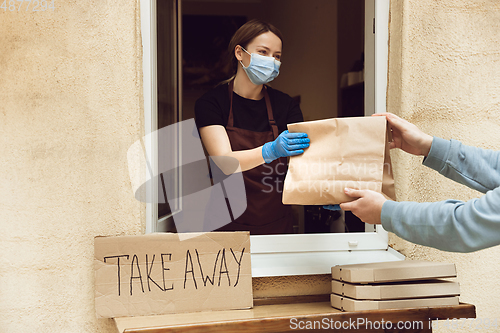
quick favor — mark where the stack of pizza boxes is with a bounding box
[331,260,460,312]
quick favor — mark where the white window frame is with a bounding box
[140,0,403,277]
[141,0,182,233]
[141,0,158,234]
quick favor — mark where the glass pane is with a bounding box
[157,0,180,221]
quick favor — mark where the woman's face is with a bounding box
[237,31,282,67]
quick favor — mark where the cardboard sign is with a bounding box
[94,232,252,318]
[283,116,396,205]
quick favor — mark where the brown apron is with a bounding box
[215,80,294,235]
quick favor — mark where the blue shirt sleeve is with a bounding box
[381,137,500,253]
[423,137,500,192]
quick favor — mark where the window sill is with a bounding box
[114,301,475,333]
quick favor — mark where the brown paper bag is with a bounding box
[282,116,395,205]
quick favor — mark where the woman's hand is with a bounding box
[262,130,310,163]
[373,113,433,157]
[339,188,387,225]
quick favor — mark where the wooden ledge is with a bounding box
[114,302,475,333]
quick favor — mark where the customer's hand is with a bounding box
[339,188,387,225]
[373,113,433,156]
[262,130,310,163]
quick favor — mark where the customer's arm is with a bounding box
[424,137,500,193]
[380,136,500,252]
[342,113,500,252]
[341,183,500,253]
[378,112,500,192]
[381,187,500,253]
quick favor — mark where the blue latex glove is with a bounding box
[323,204,341,211]
[261,130,310,163]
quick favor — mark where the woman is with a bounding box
[194,19,309,235]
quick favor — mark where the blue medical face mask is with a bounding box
[239,47,281,85]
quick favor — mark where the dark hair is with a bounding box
[227,19,283,76]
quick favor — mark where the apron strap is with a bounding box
[227,80,235,128]
[263,86,279,139]
[227,80,279,139]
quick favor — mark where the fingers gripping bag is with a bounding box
[282,116,396,205]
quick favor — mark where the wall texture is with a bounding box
[387,1,500,332]
[0,1,144,332]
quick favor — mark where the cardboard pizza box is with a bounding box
[331,279,460,300]
[331,260,456,284]
[330,293,459,312]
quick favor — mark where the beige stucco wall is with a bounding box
[388,1,500,331]
[0,1,144,332]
